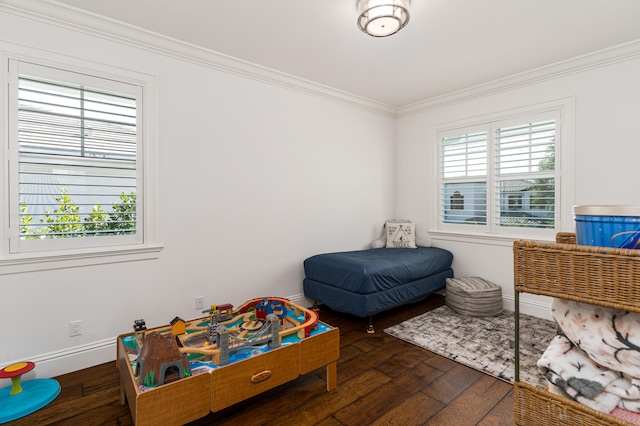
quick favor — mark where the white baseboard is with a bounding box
[10,338,117,380]
[502,295,553,321]
[288,292,313,308]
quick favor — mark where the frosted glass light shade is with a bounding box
[357,0,410,37]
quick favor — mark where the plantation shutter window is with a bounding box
[437,110,560,237]
[440,130,488,225]
[9,60,142,253]
[494,116,557,229]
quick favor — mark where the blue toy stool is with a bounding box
[0,361,61,424]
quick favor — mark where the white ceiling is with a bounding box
[50,0,640,107]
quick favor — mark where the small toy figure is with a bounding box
[133,319,147,332]
[132,319,147,376]
[133,319,147,344]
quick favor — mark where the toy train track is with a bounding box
[134,297,320,367]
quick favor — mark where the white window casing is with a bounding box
[434,99,574,243]
[1,53,161,274]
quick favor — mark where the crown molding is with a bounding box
[0,0,397,118]
[397,39,640,118]
[3,1,639,120]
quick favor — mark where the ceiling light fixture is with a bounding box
[357,0,410,37]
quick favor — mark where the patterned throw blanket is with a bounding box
[537,298,640,415]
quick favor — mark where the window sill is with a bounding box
[0,244,163,275]
[429,230,556,247]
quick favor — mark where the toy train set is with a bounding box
[121,297,324,389]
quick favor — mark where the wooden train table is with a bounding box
[117,297,340,426]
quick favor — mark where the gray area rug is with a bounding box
[384,305,557,386]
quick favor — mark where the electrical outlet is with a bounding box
[69,320,82,337]
[195,296,204,310]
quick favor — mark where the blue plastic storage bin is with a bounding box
[573,205,640,249]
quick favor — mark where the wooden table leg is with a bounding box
[326,361,337,391]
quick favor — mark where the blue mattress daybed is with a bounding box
[303,247,454,332]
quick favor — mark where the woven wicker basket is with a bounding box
[514,234,640,425]
[554,232,577,244]
[514,382,630,426]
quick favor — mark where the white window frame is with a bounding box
[1,51,162,274]
[432,98,575,243]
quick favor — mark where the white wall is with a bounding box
[3,3,639,379]
[396,42,640,319]
[0,7,396,378]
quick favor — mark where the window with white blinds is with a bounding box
[441,130,488,225]
[439,111,559,236]
[494,117,556,229]
[8,60,142,253]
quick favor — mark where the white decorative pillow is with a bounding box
[385,220,417,248]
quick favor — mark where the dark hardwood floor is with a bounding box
[7,294,513,425]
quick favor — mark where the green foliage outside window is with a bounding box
[20,189,136,239]
[530,142,555,212]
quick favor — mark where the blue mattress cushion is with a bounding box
[303,247,453,294]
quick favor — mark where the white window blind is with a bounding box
[18,77,137,160]
[494,118,556,229]
[438,111,559,235]
[441,130,488,225]
[10,61,141,252]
